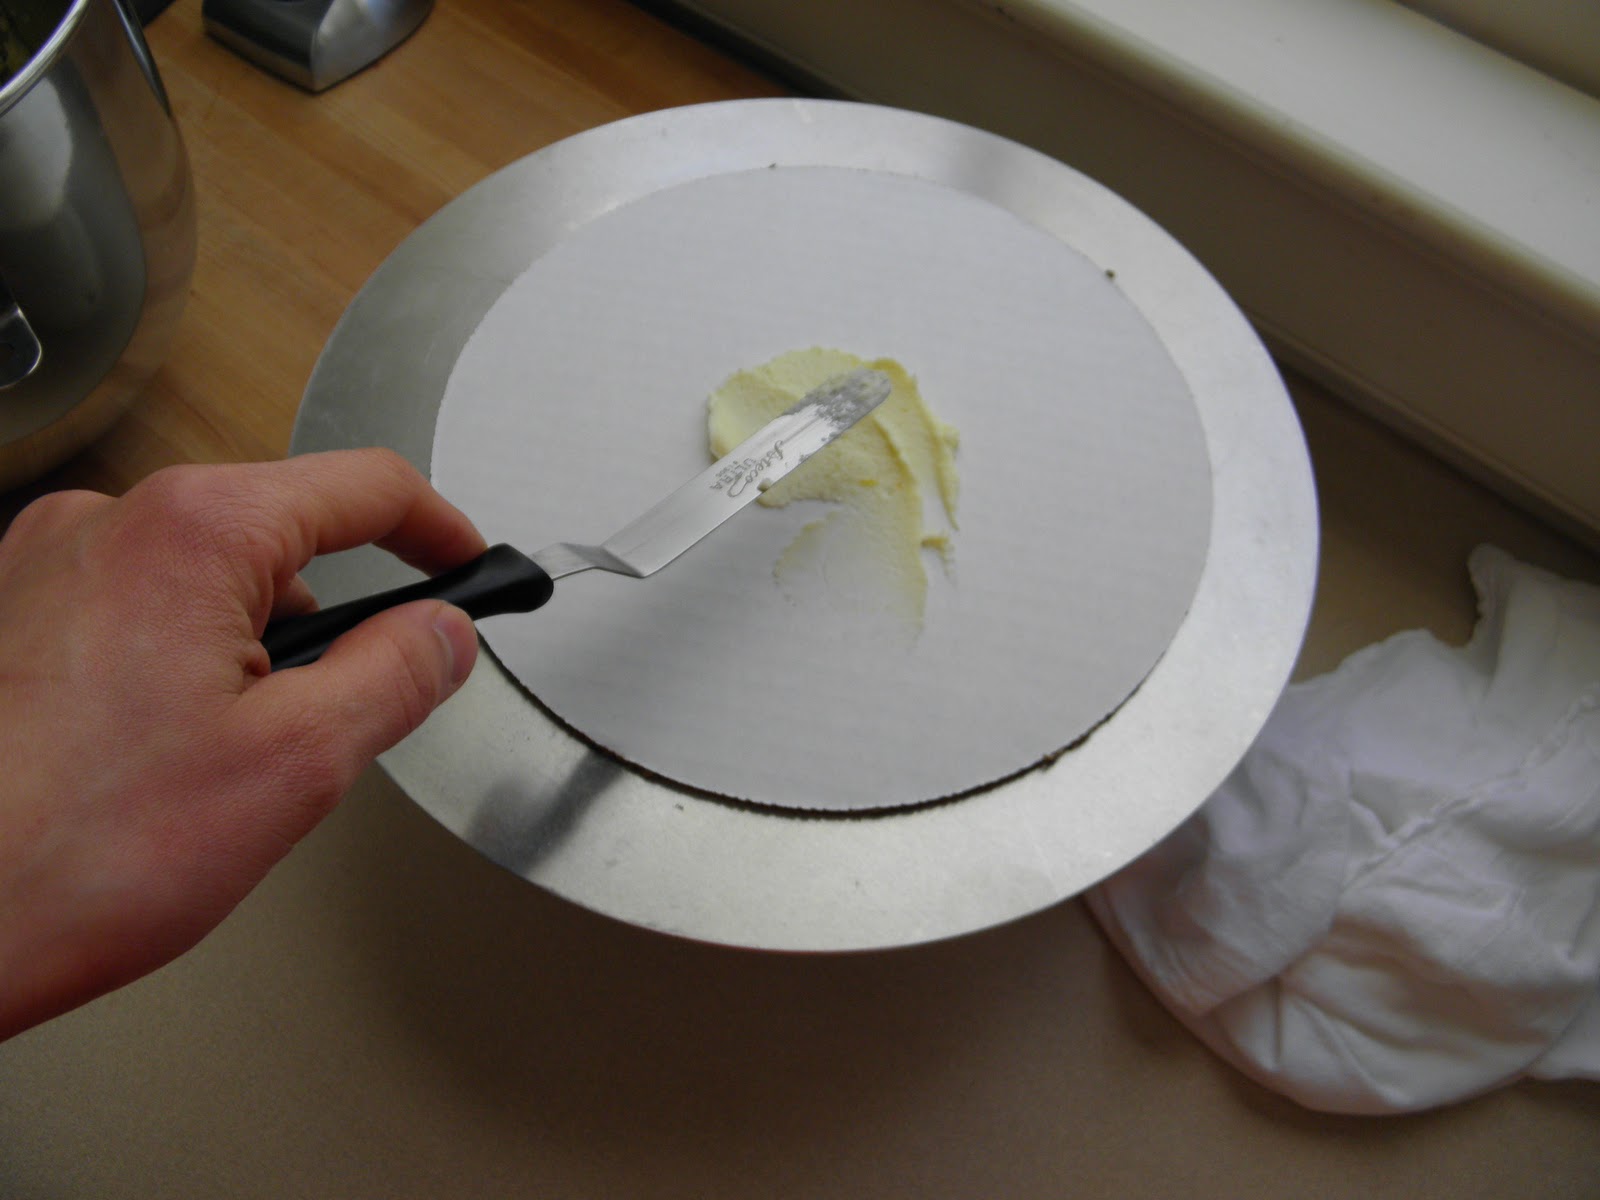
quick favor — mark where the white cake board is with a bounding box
[431,166,1211,812]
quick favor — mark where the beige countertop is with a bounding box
[2,0,1597,1194]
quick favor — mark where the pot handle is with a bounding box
[0,276,42,390]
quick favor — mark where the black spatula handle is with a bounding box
[262,544,553,671]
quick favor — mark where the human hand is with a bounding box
[0,450,487,1039]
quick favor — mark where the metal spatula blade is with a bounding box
[263,368,893,670]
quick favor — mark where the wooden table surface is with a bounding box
[3,2,1598,1196]
[2,0,779,523]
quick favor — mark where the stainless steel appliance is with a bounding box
[0,0,195,490]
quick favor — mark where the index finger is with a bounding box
[116,450,490,635]
[241,448,489,576]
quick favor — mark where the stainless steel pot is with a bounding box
[0,0,195,490]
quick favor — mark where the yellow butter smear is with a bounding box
[707,348,960,636]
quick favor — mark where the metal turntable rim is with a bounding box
[290,98,1318,952]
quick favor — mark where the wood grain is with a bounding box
[0,0,780,523]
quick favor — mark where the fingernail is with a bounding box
[432,604,478,692]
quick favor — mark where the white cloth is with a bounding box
[1087,545,1600,1114]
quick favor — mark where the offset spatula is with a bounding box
[263,368,893,670]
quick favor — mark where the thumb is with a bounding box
[242,600,479,800]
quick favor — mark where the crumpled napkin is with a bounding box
[1087,545,1600,1114]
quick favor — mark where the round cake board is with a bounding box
[431,165,1212,812]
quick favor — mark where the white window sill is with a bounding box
[655,0,1600,539]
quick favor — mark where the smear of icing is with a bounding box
[707,348,959,639]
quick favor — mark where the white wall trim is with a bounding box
[655,0,1600,539]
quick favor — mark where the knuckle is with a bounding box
[370,622,444,734]
[5,488,105,542]
[361,446,422,486]
[135,466,260,552]
[263,632,439,785]
[126,466,286,602]
[356,448,429,519]
[136,463,224,512]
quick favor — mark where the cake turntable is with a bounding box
[290,99,1317,952]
